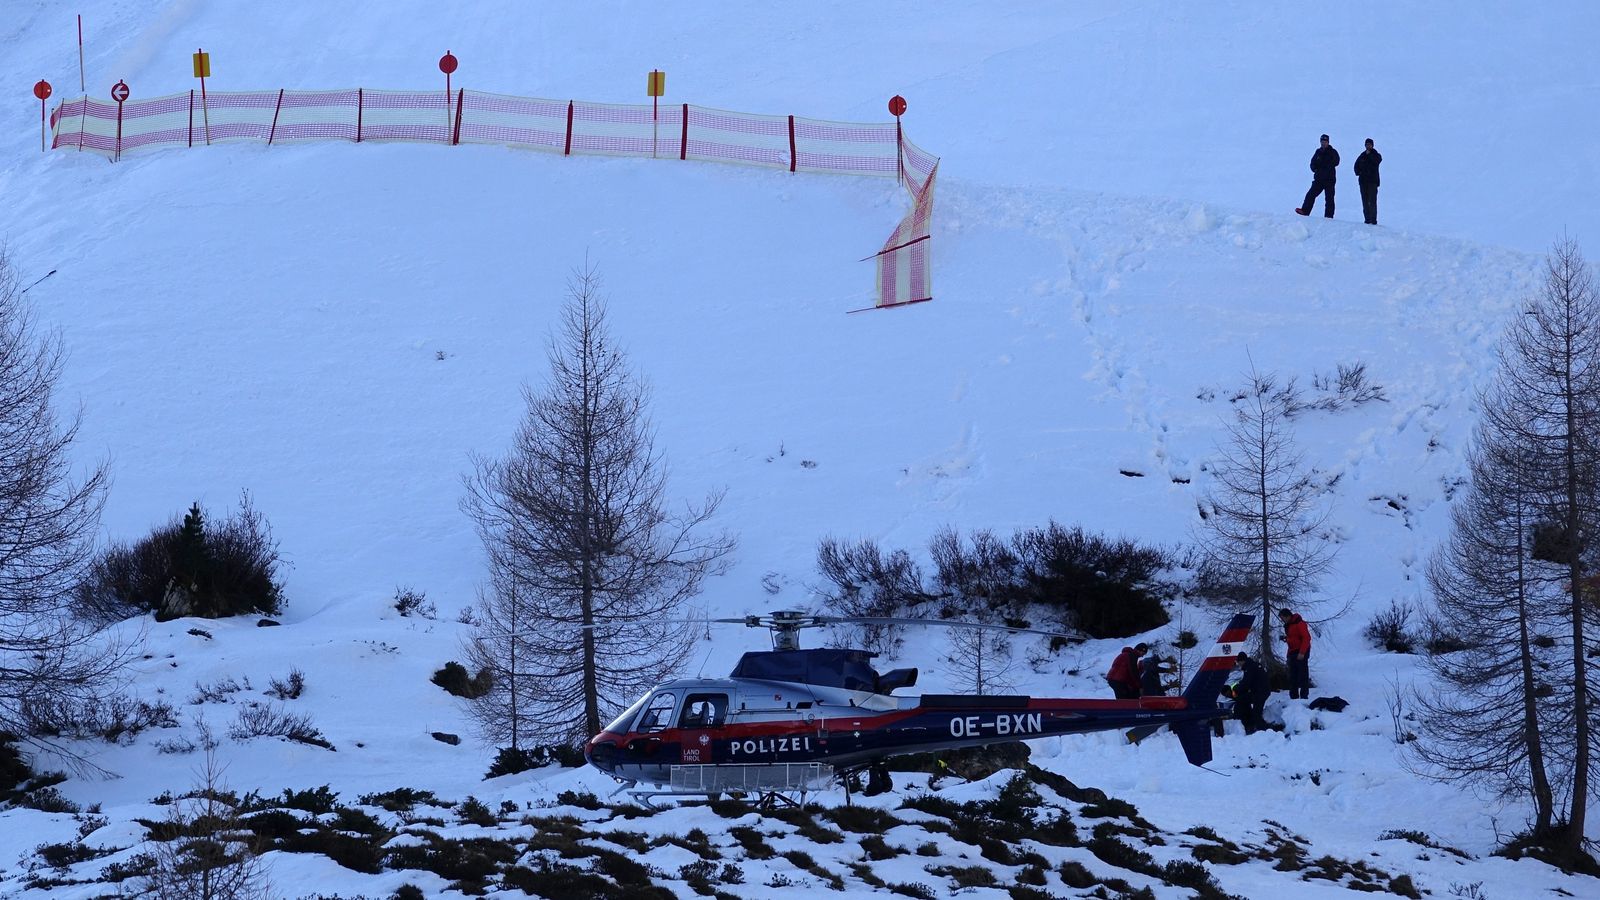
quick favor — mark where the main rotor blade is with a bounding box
[815,615,1084,642]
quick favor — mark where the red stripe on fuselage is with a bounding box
[1218,628,1250,644]
[1199,657,1238,671]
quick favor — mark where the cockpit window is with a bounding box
[603,695,650,734]
[679,693,729,729]
[637,692,677,733]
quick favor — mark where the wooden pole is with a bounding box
[268,88,284,145]
[198,48,210,145]
[452,87,464,145]
[77,15,85,93]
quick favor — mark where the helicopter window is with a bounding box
[603,694,650,734]
[678,693,729,729]
[637,692,678,733]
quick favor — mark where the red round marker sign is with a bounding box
[888,95,907,117]
[439,52,458,75]
[33,80,52,100]
[110,80,129,102]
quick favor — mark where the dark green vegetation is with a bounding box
[817,521,1173,644]
[431,662,493,699]
[75,497,285,622]
[19,769,1434,899]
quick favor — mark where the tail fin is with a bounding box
[1125,613,1254,760]
[1182,613,1255,709]
[1172,719,1213,766]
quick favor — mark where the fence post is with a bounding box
[452,87,464,145]
[268,88,284,145]
[356,88,363,142]
[680,103,688,160]
[788,115,796,172]
[188,89,194,147]
[114,99,123,162]
[564,100,573,155]
[76,95,86,151]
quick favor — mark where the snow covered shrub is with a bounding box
[484,744,581,778]
[228,703,330,749]
[265,668,305,700]
[814,537,929,654]
[74,494,285,623]
[816,522,1173,645]
[393,586,434,619]
[1010,522,1173,639]
[431,662,492,699]
[1364,600,1418,653]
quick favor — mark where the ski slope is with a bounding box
[1,2,1597,898]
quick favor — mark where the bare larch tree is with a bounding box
[462,264,734,745]
[141,749,271,900]
[0,248,120,742]
[1479,236,1600,855]
[1416,414,1560,837]
[1196,366,1337,665]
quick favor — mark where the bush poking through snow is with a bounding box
[393,587,434,619]
[1364,600,1418,653]
[265,668,305,700]
[817,522,1174,647]
[228,703,332,749]
[484,744,583,778]
[75,494,286,623]
[431,662,492,699]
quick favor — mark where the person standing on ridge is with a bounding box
[1295,134,1340,218]
[1355,138,1382,225]
[1279,607,1312,700]
[1233,651,1270,734]
[1106,643,1147,700]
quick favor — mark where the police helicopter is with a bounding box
[584,610,1254,801]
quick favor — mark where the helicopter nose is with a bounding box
[585,737,618,772]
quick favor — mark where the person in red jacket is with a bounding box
[1279,607,1312,699]
[1105,643,1148,699]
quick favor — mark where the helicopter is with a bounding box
[584,610,1255,799]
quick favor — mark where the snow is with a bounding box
[2,1,1598,898]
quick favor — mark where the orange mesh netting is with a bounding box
[51,88,939,309]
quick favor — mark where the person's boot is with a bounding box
[1294,208,1310,216]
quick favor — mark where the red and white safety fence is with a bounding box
[48,88,938,310]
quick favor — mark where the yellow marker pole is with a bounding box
[647,69,665,157]
[193,49,211,145]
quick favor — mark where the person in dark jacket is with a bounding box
[1354,138,1381,225]
[1138,654,1165,696]
[1105,643,1147,699]
[1295,134,1339,218]
[1234,652,1270,734]
[1278,607,1312,699]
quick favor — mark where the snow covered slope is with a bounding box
[1,2,1596,898]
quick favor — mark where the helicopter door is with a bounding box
[624,691,677,760]
[677,693,729,764]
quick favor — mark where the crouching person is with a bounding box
[1234,651,1271,735]
[1105,643,1147,699]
